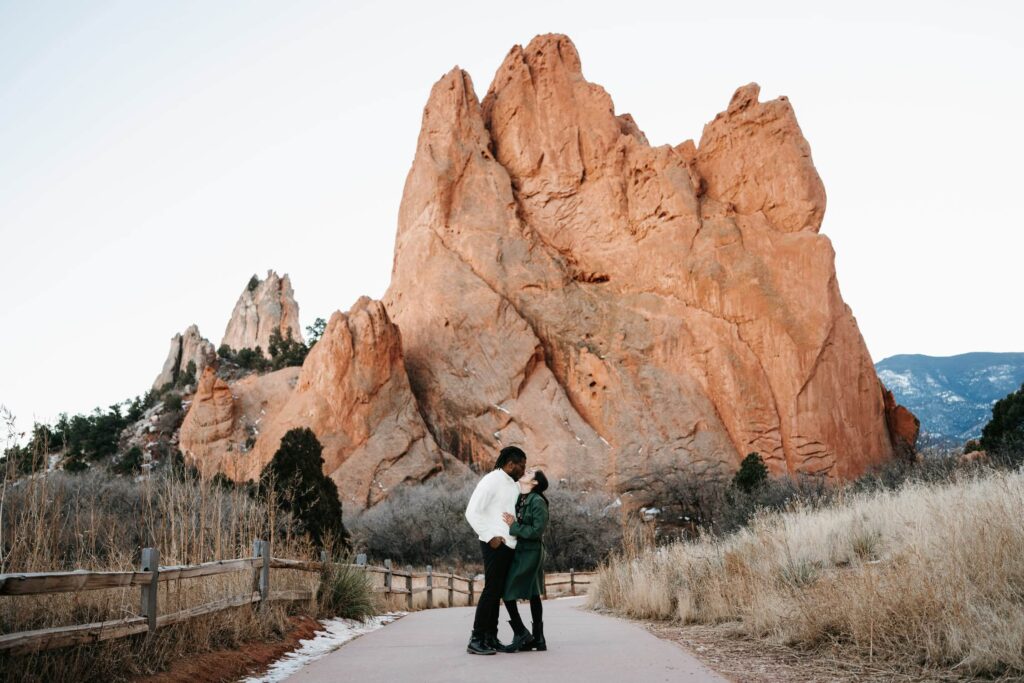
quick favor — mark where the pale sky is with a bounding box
[1,0,1021,438]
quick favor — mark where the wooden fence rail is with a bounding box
[0,541,595,655]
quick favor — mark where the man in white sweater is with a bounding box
[464,446,527,655]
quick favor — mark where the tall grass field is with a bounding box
[0,470,373,682]
[589,467,1024,678]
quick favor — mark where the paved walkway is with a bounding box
[284,597,726,682]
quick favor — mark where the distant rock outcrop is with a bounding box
[382,34,913,503]
[221,270,303,356]
[181,298,459,510]
[152,325,216,390]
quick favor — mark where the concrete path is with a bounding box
[284,597,726,682]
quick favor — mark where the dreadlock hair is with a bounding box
[494,446,527,470]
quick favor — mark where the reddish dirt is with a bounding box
[137,615,321,683]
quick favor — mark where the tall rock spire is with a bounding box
[221,270,303,356]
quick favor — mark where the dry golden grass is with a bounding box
[0,470,329,683]
[589,468,1024,679]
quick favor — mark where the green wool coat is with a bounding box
[503,492,549,600]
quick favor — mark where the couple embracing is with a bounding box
[464,446,550,655]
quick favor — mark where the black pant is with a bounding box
[504,596,543,633]
[472,540,514,638]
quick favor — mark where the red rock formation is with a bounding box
[882,385,921,459]
[221,270,303,356]
[182,299,459,510]
[243,298,457,510]
[383,34,913,502]
[179,365,300,478]
[153,325,216,390]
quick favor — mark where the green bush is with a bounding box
[163,393,183,413]
[63,456,88,473]
[268,329,308,370]
[732,452,768,493]
[317,560,377,621]
[51,406,129,462]
[260,428,348,547]
[1,444,44,476]
[980,382,1024,457]
[112,446,144,476]
[176,360,197,388]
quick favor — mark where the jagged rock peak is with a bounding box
[152,324,216,390]
[384,32,915,504]
[220,270,303,356]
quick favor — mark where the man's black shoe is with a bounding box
[484,633,512,653]
[467,637,496,655]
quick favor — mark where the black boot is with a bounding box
[522,621,546,651]
[467,631,496,655]
[505,620,535,652]
[485,631,512,653]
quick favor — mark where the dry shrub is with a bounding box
[349,472,623,571]
[0,470,326,682]
[589,468,1024,678]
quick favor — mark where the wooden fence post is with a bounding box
[320,549,328,568]
[405,566,413,611]
[570,568,576,596]
[253,539,270,602]
[468,576,475,606]
[426,565,433,609]
[542,571,547,600]
[140,547,159,632]
[447,567,454,607]
[384,559,392,596]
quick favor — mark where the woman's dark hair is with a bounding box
[494,446,527,470]
[532,469,549,505]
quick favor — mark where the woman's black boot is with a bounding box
[522,621,545,651]
[506,620,535,652]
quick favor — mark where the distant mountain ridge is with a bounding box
[875,352,1024,444]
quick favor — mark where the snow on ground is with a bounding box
[239,613,404,683]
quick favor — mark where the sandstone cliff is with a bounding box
[179,365,300,477]
[221,270,303,355]
[181,298,458,510]
[382,34,913,501]
[152,325,216,390]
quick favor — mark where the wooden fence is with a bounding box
[0,542,594,655]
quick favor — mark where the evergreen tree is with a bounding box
[732,452,769,493]
[306,317,328,348]
[268,329,309,370]
[260,428,348,547]
[980,382,1024,454]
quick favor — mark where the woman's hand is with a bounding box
[502,512,515,525]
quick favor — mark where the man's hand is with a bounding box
[502,512,515,525]
[488,536,505,549]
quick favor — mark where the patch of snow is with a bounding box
[878,369,914,393]
[240,613,403,683]
[492,403,510,414]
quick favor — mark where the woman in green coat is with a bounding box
[501,469,549,652]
